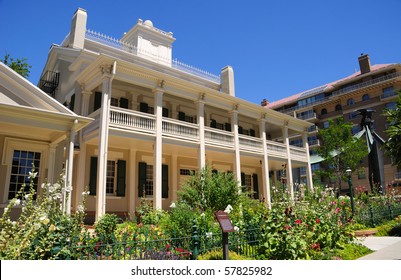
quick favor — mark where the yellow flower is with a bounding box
[49,224,56,231]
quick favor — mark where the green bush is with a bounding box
[197,249,252,260]
[0,168,88,259]
[375,215,401,236]
[94,213,121,243]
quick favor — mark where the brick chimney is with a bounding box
[261,99,269,107]
[358,53,371,75]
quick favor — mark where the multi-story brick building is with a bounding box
[265,54,401,192]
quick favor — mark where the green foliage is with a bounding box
[197,249,252,260]
[0,168,88,259]
[332,243,372,260]
[94,213,121,243]
[1,53,31,78]
[177,165,242,212]
[384,90,401,168]
[375,215,401,236]
[316,117,368,191]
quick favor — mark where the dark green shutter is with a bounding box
[70,94,75,111]
[138,162,147,197]
[94,92,102,111]
[120,97,129,109]
[178,111,185,121]
[140,102,148,113]
[162,107,169,117]
[238,126,243,134]
[162,164,169,198]
[252,173,259,199]
[116,160,126,197]
[250,129,256,137]
[210,119,217,128]
[89,157,98,196]
[225,122,231,132]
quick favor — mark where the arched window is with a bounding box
[347,98,355,106]
[321,108,327,115]
[335,104,342,111]
[362,94,370,101]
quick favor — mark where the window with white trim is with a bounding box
[145,164,154,196]
[106,160,116,195]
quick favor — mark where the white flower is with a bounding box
[28,171,38,179]
[24,194,30,200]
[170,202,176,208]
[234,226,239,232]
[15,199,21,206]
[206,232,213,238]
[4,207,8,212]
[200,213,205,217]
[12,221,17,226]
[76,205,85,213]
[224,204,233,214]
[34,223,41,230]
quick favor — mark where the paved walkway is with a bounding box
[357,236,401,260]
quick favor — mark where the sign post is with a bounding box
[215,210,234,260]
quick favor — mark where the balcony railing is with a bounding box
[297,112,317,120]
[105,108,308,160]
[85,29,221,83]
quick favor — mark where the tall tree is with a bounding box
[1,53,31,78]
[316,117,368,192]
[384,90,401,168]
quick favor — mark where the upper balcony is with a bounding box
[84,107,309,162]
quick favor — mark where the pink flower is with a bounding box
[335,207,341,213]
[332,201,337,205]
[295,219,302,225]
[284,225,291,230]
[315,218,320,223]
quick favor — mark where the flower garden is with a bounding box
[1,166,400,260]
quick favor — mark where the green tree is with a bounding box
[177,165,242,212]
[384,90,401,168]
[316,117,368,192]
[1,53,31,78]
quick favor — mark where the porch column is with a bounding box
[196,94,206,169]
[128,149,136,217]
[47,144,57,184]
[231,106,241,192]
[302,131,314,192]
[65,120,77,215]
[172,155,178,201]
[282,124,294,200]
[81,89,91,116]
[75,142,86,206]
[153,87,164,210]
[260,117,271,209]
[96,64,115,221]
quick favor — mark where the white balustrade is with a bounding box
[109,108,155,132]
[239,135,263,152]
[162,119,198,139]
[266,140,287,157]
[205,127,234,148]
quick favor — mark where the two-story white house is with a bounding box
[38,8,313,222]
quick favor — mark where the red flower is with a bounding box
[332,201,337,205]
[284,225,291,230]
[311,243,320,250]
[166,244,171,250]
[335,207,341,213]
[295,219,302,225]
[315,218,320,223]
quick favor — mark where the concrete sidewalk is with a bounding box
[357,236,401,260]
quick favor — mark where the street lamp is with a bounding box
[346,168,355,217]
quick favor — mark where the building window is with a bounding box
[180,169,196,176]
[9,150,41,199]
[358,170,366,179]
[323,121,329,129]
[110,97,119,107]
[362,94,370,101]
[321,108,327,115]
[382,86,395,98]
[106,160,116,194]
[351,126,360,135]
[349,111,358,120]
[145,165,154,196]
[311,163,320,172]
[290,139,303,147]
[335,104,342,111]
[347,98,355,106]
[385,102,396,110]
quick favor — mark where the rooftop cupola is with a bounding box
[121,19,176,66]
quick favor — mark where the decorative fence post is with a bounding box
[369,204,375,227]
[191,219,199,260]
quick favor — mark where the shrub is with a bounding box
[197,249,252,260]
[94,213,121,243]
[0,168,88,259]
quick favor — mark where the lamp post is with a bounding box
[346,168,355,217]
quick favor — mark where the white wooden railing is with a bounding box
[239,135,263,153]
[162,118,198,140]
[109,108,155,133]
[204,127,234,148]
[266,141,287,158]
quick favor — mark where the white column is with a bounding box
[81,90,91,116]
[302,131,314,192]
[153,87,164,209]
[196,95,206,169]
[47,144,57,184]
[128,149,136,217]
[260,118,271,209]
[172,155,178,202]
[96,66,113,221]
[282,124,294,200]
[65,120,77,215]
[75,142,86,206]
[231,107,241,191]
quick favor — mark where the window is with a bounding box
[290,139,303,147]
[382,86,395,98]
[240,172,259,199]
[180,169,195,176]
[385,102,396,110]
[145,165,154,196]
[9,150,41,199]
[138,163,168,198]
[362,94,370,101]
[347,98,355,106]
[321,108,327,115]
[349,111,358,120]
[106,160,116,194]
[110,97,119,107]
[358,170,366,179]
[351,126,360,135]
[311,163,320,172]
[335,104,342,111]
[323,121,329,129]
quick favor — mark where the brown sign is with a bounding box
[215,210,234,233]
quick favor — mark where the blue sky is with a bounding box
[1,0,400,105]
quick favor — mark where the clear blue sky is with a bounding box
[1,0,400,105]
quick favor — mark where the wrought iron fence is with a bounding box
[355,203,401,227]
